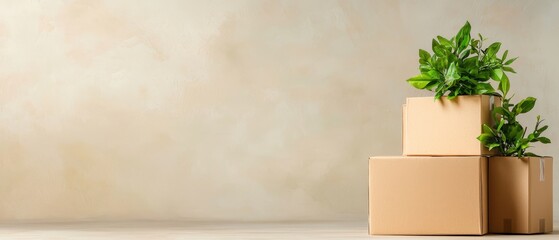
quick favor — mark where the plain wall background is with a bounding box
[0,0,557,222]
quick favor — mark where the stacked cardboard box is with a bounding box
[488,156,553,233]
[369,95,553,235]
[369,156,488,235]
[402,95,497,156]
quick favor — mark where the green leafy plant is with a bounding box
[477,96,551,157]
[407,21,517,100]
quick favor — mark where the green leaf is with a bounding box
[432,39,440,53]
[437,36,452,48]
[434,91,444,100]
[504,57,518,65]
[485,42,502,58]
[493,106,511,119]
[536,125,548,135]
[497,119,505,131]
[475,83,495,94]
[435,82,445,93]
[498,72,510,97]
[472,39,479,46]
[504,124,523,141]
[445,62,460,82]
[463,56,478,68]
[502,50,508,61]
[491,68,504,80]
[528,133,537,142]
[524,152,539,157]
[407,74,433,89]
[505,147,515,155]
[455,21,471,52]
[448,93,458,100]
[487,143,500,150]
[419,49,431,60]
[482,124,494,134]
[476,70,491,81]
[433,45,448,56]
[433,45,446,57]
[513,97,536,114]
[459,49,470,59]
[503,66,516,73]
[426,69,440,79]
[477,133,493,143]
[424,81,439,90]
[537,137,551,144]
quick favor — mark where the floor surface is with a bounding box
[0,221,557,239]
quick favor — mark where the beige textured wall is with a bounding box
[0,0,557,222]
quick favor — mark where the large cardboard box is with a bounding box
[403,95,499,156]
[369,156,487,235]
[488,156,553,233]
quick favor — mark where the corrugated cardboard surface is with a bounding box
[489,157,553,233]
[403,95,498,156]
[369,156,487,235]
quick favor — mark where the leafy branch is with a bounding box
[407,21,517,100]
[477,96,551,157]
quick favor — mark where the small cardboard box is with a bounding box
[403,95,499,156]
[488,156,553,233]
[369,156,487,235]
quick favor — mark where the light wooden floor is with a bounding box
[0,221,557,239]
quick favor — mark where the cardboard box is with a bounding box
[488,156,553,233]
[403,95,499,156]
[369,156,487,235]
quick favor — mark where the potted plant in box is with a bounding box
[403,21,517,155]
[406,21,517,100]
[477,95,553,234]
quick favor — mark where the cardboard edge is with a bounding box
[481,156,488,234]
[402,104,407,155]
[528,157,532,232]
[368,157,372,235]
[549,157,554,232]
[480,96,487,154]
[543,156,553,233]
[530,156,554,233]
